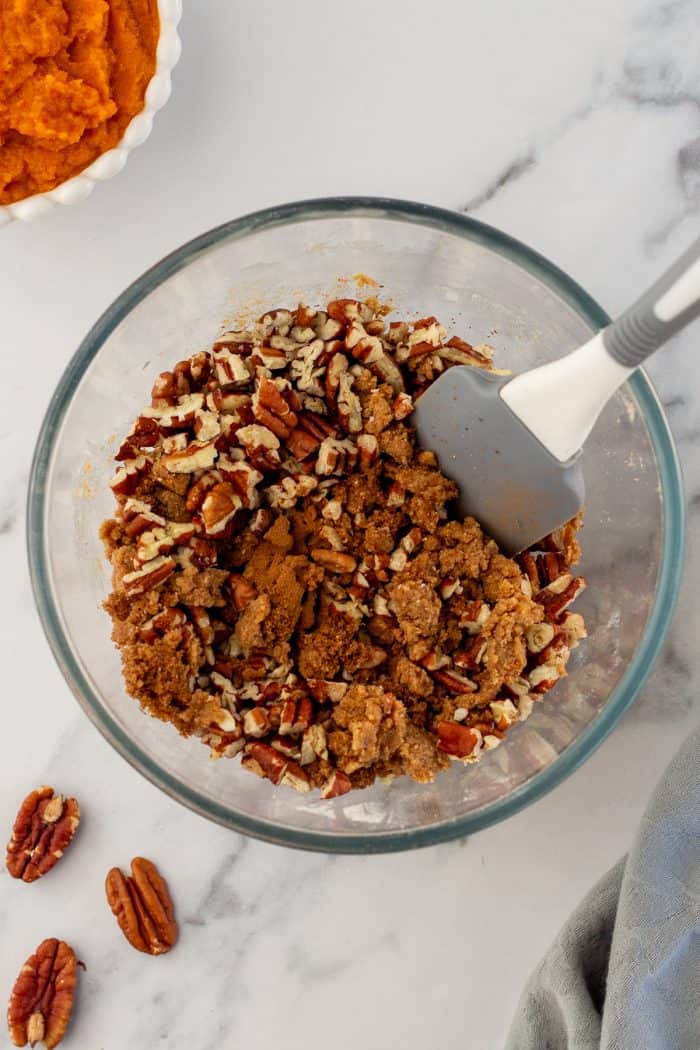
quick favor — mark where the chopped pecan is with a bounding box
[201,481,241,536]
[6,788,80,883]
[525,622,555,654]
[135,522,195,563]
[327,298,364,323]
[253,377,298,439]
[436,721,482,759]
[229,574,258,611]
[151,370,178,406]
[431,668,477,695]
[110,456,150,497]
[241,741,289,785]
[311,549,356,573]
[122,556,176,597]
[161,439,218,474]
[305,679,348,702]
[7,938,79,1049]
[537,576,587,619]
[105,857,178,956]
[320,770,352,799]
[139,607,188,643]
[235,424,281,470]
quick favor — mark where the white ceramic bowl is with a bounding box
[0,0,182,225]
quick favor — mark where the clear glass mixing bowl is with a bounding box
[27,198,684,852]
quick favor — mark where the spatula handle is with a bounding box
[501,234,700,462]
[604,235,700,366]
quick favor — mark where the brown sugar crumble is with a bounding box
[100,297,587,798]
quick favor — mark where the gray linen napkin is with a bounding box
[506,727,700,1050]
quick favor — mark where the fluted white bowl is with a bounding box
[0,0,182,225]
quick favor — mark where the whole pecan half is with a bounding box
[6,788,80,883]
[105,857,178,955]
[7,938,79,1049]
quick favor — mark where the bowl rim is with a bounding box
[26,196,686,853]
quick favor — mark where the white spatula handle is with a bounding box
[502,236,700,462]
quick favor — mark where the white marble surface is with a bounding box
[1,1,699,1046]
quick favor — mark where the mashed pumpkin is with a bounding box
[0,0,160,204]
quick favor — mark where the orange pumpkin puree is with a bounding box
[0,0,160,205]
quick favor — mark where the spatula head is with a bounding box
[412,367,585,555]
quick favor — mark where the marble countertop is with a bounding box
[1,1,699,1046]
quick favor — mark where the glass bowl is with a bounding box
[27,198,684,853]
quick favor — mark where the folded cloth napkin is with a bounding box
[505,727,700,1050]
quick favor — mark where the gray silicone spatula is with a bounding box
[413,236,700,554]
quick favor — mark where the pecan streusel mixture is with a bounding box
[100,297,587,798]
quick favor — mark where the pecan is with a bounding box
[431,668,477,695]
[559,611,587,648]
[105,857,178,956]
[185,475,217,514]
[193,409,221,441]
[7,938,79,1049]
[241,741,289,785]
[288,410,337,461]
[135,522,195,564]
[143,392,205,429]
[122,556,176,597]
[325,351,348,405]
[203,709,244,758]
[400,527,422,553]
[213,348,252,388]
[453,636,487,670]
[139,607,188,643]
[439,576,461,599]
[110,456,150,497]
[436,721,482,759]
[392,392,414,420]
[525,622,555,654]
[270,734,301,759]
[278,697,313,736]
[305,679,348,702]
[219,458,263,507]
[311,549,356,573]
[188,536,218,569]
[201,481,241,536]
[189,351,212,385]
[300,724,328,765]
[537,576,587,619]
[266,474,318,510]
[327,298,364,323]
[6,788,80,884]
[437,335,493,367]
[161,439,218,474]
[243,708,270,738]
[235,424,281,471]
[115,416,161,459]
[122,499,166,537]
[458,601,490,634]
[320,770,352,799]
[357,433,378,468]
[287,426,322,460]
[528,664,561,694]
[336,372,363,433]
[490,698,519,731]
[250,507,273,534]
[229,574,258,611]
[253,377,298,439]
[315,437,357,476]
[151,370,178,406]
